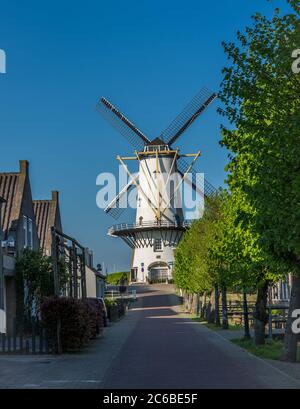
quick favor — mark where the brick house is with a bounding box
[0,160,39,333]
[34,192,106,299]
[33,191,62,256]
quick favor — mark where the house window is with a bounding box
[28,218,33,249]
[154,238,162,252]
[23,216,28,248]
[23,216,33,249]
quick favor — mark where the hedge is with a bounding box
[105,298,129,322]
[41,297,104,352]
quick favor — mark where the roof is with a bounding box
[0,161,28,233]
[33,191,61,254]
[148,137,166,146]
[33,200,51,251]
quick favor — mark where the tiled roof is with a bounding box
[33,191,61,254]
[33,200,51,252]
[0,172,23,233]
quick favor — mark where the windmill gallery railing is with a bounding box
[108,219,194,235]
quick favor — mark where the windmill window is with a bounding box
[154,238,163,252]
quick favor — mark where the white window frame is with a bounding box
[154,238,163,252]
[28,218,33,249]
[23,216,28,249]
[23,216,33,249]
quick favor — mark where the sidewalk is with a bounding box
[0,286,299,389]
[0,297,144,389]
[186,317,300,386]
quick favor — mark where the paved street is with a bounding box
[0,284,299,389]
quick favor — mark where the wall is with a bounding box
[85,265,97,298]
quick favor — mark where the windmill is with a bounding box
[97,87,217,283]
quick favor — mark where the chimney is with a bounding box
[19,160,29,175]
[51,191,59,202]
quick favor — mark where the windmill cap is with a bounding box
[147,137,166,146]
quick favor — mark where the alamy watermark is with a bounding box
[96,166,205,219]
[292,309,300,334]
[0,49,6,74]
[292,49,300,74]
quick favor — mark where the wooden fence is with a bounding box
[0,319,51,354]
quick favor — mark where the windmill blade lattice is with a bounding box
[160,88,217,146]
[104,174,138,220]
[97,97,151,151]
[177,156,217,198]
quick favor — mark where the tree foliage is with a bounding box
[219,0,300,360]
[219,1,300,272]
[16,249,69,320]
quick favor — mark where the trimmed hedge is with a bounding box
[41,297,104,352]
[86,297,104,338]
[105,298,129,322]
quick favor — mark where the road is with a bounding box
[0,284,299,389]
[101,284,299,389]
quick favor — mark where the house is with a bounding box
[0,160,39,333]
[270,275,292,304]
[85,248,106,299]
[33,191,62,256]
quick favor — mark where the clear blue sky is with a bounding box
[0,0,290,271]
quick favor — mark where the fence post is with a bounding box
[268,306,273,339]
[243,292,251,339]
[32,320,36,354]
[56,317,62,354]
[25,340,29,354]
[45,329,49,354]
[39,322,43,354]
[1,333,5,352]
[13,318,17,353]
[7,335,11,353]
[20,325,23,354]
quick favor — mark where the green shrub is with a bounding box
[104,297,118,307]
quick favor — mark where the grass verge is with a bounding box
[192,317,243,331]
[231,338,300,362]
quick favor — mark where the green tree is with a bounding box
[174,192,225,320]
[16,249,69,321]
[212,189,282,342]
[219,0,300,360]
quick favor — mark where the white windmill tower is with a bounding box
[97,88,217,283]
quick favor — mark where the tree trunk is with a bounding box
[202,293,207,318]
[187,293,192,313]
[243,292,251,339]
[221,286,229,329]
[191,293,197,315]
[214,284,221,326]
[253,282,268,345]
[206,301,213,323]
[281,272,300,362]
[196,294,201,317]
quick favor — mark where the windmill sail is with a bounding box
[104,174,138,220]
[97,97,150,151]
[159,88,217,146]
[177,156,217,198]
